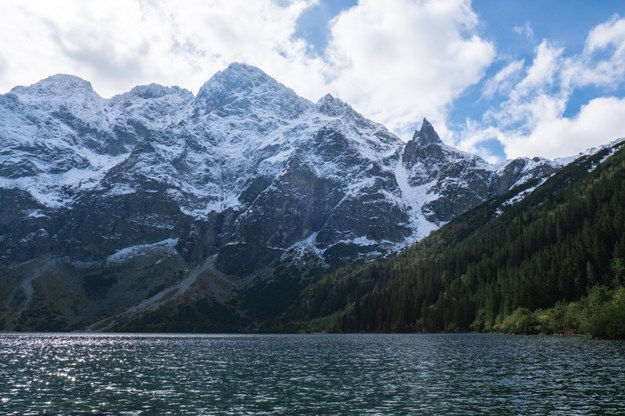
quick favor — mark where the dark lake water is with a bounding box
[1,333,624,415]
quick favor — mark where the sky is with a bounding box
[2,0,625,162]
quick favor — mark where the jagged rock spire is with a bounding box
[403,118,442,169]
[413,118,442,146]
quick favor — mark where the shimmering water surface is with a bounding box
[1,333,625,415]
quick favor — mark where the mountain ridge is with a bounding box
[0,63,579,331]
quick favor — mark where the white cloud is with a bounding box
[562,15,625,90]
[0,0,326,99]
[503,96,625,159]
[514,41,563,96]
[0,0,494,143]
[482,60,524,98]
[324,0,495,139]
[481,41,567,135]
[512,23,534,41]
[456,121,505,164]
[585,15,625,53]
[463,17,625,160]
[460,96,625,161]
[2,0,624,161]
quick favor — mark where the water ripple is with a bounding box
[1,333,624,414]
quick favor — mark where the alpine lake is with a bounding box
[1,333,624,415]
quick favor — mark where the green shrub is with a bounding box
[498,307,539,334]
[589,287,625,339]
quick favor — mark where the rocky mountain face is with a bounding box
[0,63,561,331]
[401,119,558,226]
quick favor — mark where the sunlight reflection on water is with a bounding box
[1,333,624,415]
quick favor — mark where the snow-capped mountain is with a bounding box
[0,63,565,330]
[0,63,559,268]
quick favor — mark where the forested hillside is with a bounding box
[281,141,625,338]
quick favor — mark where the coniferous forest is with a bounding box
[280,142,625,338]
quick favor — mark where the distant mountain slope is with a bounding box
[282,139,625,337]
[0,63,562,331]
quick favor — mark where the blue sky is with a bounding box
[2,0,625,161]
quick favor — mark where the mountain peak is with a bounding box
[317,93,348,116]
[11,74,98,100]
[214,62,273,86]
[197,62,276,99]
[317,93,336,103]
[196,62,310,117]
[225,62,268,76]
[413,118,442,146]
[8,74,104,115]
[127,83,192,100]
[34,73,93,88]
